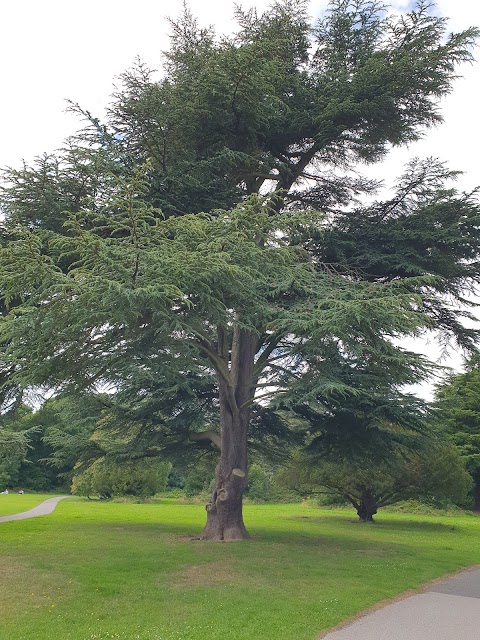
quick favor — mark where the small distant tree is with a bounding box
[434,356,480,509]
[0,429,30,488]
[279,445,472,521]
[71,458,171,498]
[182,456,218,497]
[0,405,37,488]
[246,463,272,501]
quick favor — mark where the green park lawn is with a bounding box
[1,499,479,640]
[0,493,62,517]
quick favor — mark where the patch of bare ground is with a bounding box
[0,556,73,619]
[173,534,199,543]
[170,561,241,590]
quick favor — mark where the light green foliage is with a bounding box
[71,458,171,498]
[0,188,433,391]
[246,463,272,501]
[0,180,441,484]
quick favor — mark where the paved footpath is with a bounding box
[322,567,480,640]
[0,496,69,523]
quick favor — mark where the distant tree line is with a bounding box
[1,366,479,522]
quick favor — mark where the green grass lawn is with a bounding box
[0,493,62,516]
[1,499,479,640]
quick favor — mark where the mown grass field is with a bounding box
[0,493,61,517]
[1,498,479,640]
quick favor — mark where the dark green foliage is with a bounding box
[0,396,104,491]
[36,395,105,484]
[2,1,477,225]
[0,190,436,441]
[275,338,432,461]
[434,356,480,508]
[0,1,479,533]
[15,428,58,491]
[1,148,111,233]
[0,404,38,488]
[319,159,480,349]
[279,444,472,520]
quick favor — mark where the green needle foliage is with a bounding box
[434,355,480,509]
[278,444,472,521]
[1,0,479,538]
[0,405,38,488]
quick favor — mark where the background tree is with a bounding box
[279,444,472,521]
[274,356,463,521]
[33,394,105,488]
[434,356,480,509]
[71,458,171,499]
[1,0,479,539]
[0,404,37,489]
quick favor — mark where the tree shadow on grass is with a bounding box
[283,512,460,534]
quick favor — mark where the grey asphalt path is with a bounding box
[0,496,69,523]
[322,568,480,640]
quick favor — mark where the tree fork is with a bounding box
[199,327,257,541]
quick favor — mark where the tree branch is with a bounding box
[190,430,221,449]
[253,333,284,377]
[187,334,231,385]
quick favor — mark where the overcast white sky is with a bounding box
[1,0,479,396]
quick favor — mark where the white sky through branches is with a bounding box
[1,0,479,397]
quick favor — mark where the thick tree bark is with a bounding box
[356,489,378,523]
[199,328,257,541]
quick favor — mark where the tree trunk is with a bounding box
[199,328,257,541]
[356,489,378,523]
[201,461,249,541]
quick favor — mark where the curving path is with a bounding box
[321,566,480,640]
[0,496,69,523]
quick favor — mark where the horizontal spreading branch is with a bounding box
[190,430,221,449]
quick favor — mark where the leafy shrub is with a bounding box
[72,458,171,498]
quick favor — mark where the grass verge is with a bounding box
[0,493,62,517]
[1,500,479,640]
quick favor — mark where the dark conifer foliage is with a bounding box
[0,1,479,538]
[434,356,480,510]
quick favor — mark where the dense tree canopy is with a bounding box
[0,405,35,489]
[1,0,479,539]
[434,356,480,509]
[278,444,472,521]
